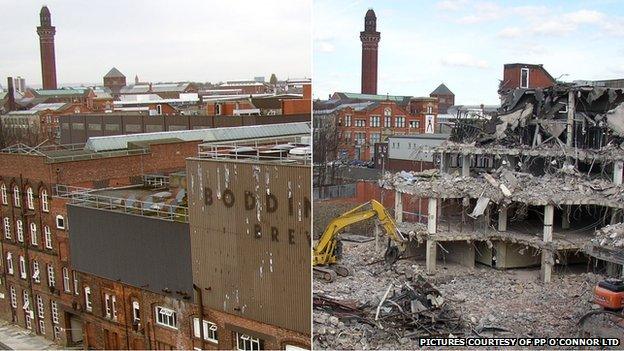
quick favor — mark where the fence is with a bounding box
[313,183,356,200]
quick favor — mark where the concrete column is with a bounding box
[614,161,623,185]
[426,239,437,275]
[566,90,575,148]
[498,205,507,232]
[462,154,470,177]
[374,224,380,253]
[439,152,447,174]
[394,190,403,223]
[562,205,571,230]
[428,198,437,234]
[541,204,554,283]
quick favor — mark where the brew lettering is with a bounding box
[254,224,262,239]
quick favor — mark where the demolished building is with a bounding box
[380,83,624,281]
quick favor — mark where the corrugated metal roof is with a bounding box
[85,122,311,152]
[34,88,90,96]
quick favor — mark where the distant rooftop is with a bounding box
[104,67,125,78]
[334,92,412,103]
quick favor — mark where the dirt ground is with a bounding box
[313,240,609,350]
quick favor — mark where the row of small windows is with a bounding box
[341,115,414,128]
[5,253,56,288]
[3,217,63,245]
[9,285,61,339]
[0,184,49,212]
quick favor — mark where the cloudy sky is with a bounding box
[0,0,311,88]
[314,0,624,104]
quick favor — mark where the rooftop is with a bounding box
[104,67,125,78]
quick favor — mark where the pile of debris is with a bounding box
[380,167,624,208]
[593,223,624,248]
[314,275,463,342]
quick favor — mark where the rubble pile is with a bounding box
[593,223,624,248]
[313,240,603,350]
[453,84,624,148]
[380,168,624,207]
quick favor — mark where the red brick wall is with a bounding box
[501,65,555,91]
[336,101,426,161]
[282,99,311,115]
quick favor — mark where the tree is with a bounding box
[313,111,340,186]
[269,73,278,86]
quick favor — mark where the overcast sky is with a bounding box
[0,0,311,88]
[314,0,624,105]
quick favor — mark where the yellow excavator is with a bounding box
[313,200,408,282]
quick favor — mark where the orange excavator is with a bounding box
[579,278,624,339]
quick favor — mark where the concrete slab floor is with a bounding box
[0,320,62,350]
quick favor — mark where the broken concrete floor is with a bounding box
[313,240,606,350]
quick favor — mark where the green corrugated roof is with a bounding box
[341,92,410,102]
[35,88,89,96]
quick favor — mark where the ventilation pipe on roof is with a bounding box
[6,77,16,112]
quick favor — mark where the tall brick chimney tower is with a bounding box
[360,9,380,95]
[37,6,57,90]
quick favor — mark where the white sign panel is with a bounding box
[425,114,435,134]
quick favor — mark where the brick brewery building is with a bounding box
[360,9,380,95]
[0,123,312,348]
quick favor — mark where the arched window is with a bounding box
[16,220,23,242]
[41,190,49,212]
[55,215,65,229]
[44,226,52,249]
[30,223,38,246]
[0,184,7,205]
[26,187,34,210]
[13,185,20,207]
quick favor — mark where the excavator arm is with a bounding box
[313,200,407,266]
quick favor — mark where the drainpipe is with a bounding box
[193,284,205,348]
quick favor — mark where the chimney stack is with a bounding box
[6,77,16,112]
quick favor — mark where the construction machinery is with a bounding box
[313,200,408,282]
[578,278,624,339]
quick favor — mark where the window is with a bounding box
[53,326,61,340]
[84,287,92,312]
[521,68,529,88]
[1,184,7,205]
[44,226,52,249]
[156,104,162,115]
[41,190,48,212]
[88,123,102,131]
[4,217,11,239]
[36,295,44,318]
[112,295,117,320]
[370,133,381,145]
[344,115,351,127]
[55,215,65,229]
[132,301,140,323]
[62,268,70,293]
[235,332,263,351]
[354,119,366,127]
[193,318,219,343]
[427,106,433,114]
[10,286,17,308]
[104,293,112,318]
[47,264,55,288]
[355,132,366,145]
[6,252,13,275]
[26,188,34,210]
[19,255,26,279]
[104,124,120,131]
[155,306,177,329]
[343,131,351,142]
[384,116,392,128]
[370,116,380,127]
[51,301,59,324]
[73,271,79,295]
[409,120,420,129]
[396,117,405,128]
[30,223,37,246]
[39,319,45,335]
[13,186,20,207]
[32,260,40,283]
[384,107,392,116]
[16,220,23,242]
